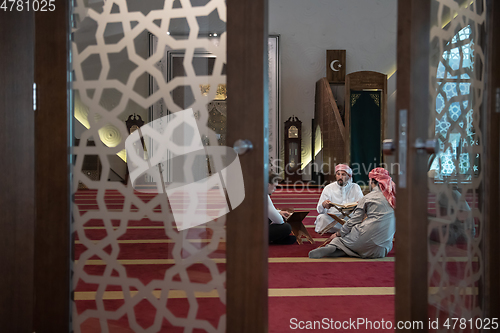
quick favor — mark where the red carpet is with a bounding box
[74,243,226,260]
[269,296,395,333]
[73,187,399,332]
[75,298,225,332]
[268,262,395,289]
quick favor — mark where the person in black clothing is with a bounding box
[268,172,296,245]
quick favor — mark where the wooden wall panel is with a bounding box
[0,10,35,332]
[326,50,346,83]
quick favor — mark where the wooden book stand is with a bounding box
[281,209,314,245]
[319,214,347,236]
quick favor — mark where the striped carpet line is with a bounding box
[75,206,228,209]
[75,237,396,243]
[73,191,323,195]
[76,209,230,213]
[80,226,217,230]
[74,198,458,204]
[79,219,319,230]
[77,226,317,232]
[74,200,322,204]
[76,209,316,214]
[75,235,395,242]
[74,238,330,244]
[73,286,478,301]
[75,258,393,265]
[73,197,322,201]
[75,204,319,209]
[78,225,317,232]
[74,195,318,203]
[75,198,318,201]
[74,257,476,266]
[79,225,314,230]
[75,191,476,197]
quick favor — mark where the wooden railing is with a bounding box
[315,77,346,182]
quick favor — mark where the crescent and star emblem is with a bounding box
[330,60,342,72]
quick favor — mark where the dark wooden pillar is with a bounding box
[0,10,36,333]
[33,3,71,332]
[226,0,269,331]
[485,0,500,320]
[395,1,430,331]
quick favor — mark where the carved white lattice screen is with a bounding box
[428,1,486,331]
[71,0,228,331]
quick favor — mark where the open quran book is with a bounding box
[328,202,358,209]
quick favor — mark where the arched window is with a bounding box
[430,25,479,180]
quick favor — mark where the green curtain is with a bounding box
[350,91,381,185]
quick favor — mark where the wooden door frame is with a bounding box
[33,4,71,332]
[226,0,269,332]
[344,71,388,165]
[395,0,430,330]
[27,0,272,331]
[2,0,497,331]
[395,0,500,330]
[0,10,36,332]
[1,3,76,331]
[484,0,500,320]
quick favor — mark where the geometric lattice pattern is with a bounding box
[428,1,486,331]
[71,0,227,331]
[430,23,478,178]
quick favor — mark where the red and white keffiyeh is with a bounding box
[335,164,353,177]
[369,167,396,209]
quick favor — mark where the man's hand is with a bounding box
[322,200,333,209]
[279,210,291,220]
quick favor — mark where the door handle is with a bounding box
[233,139,253,155]
[382,139,395,155]
[414,138,439,154]
[387,110,440,189]
[385,138,438,155]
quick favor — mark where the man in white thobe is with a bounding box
[314,164,364,233]
[309,167,396,259]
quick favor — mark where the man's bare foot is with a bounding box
[318,233,337,248]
